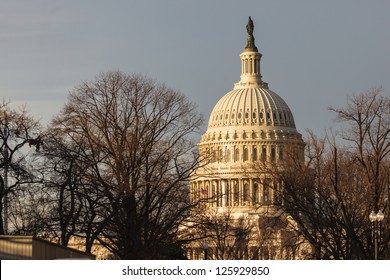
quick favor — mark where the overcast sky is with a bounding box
[1,0,389,136]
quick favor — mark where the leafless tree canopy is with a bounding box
[186,208,254,260]
[46,71,204,259]
[329,86,389,212]
[0,101,42,235]
[264,87,389,259]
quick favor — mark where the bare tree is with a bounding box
[260,88,389,259]
[35,133,89,247]
[329,87,389,259]
[329,86,389,215]
[187,208,254,260]
[49,71,203,259]
[0,101,42,235]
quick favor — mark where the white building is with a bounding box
[185,17,309,260]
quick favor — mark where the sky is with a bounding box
[1,0,389,137]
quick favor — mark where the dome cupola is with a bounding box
[205,17,298,137]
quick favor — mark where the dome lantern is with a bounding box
[235,17,267,90]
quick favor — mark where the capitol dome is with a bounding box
[191,16,304,207]
[185,17,308,260]
[198,18,303,152]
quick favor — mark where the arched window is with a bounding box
[234,147,240,162]
[224,146,230,162]
[252,146,258,161]
[243,146,248,161]
[261,146,267,161]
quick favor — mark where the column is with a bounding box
[239,179,243,206]
[249,178,253,206]
[222,180,227,207]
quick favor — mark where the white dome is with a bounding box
[208,87,296,130]
[197,19,303,149]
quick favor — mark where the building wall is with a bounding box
[0,235,95,260]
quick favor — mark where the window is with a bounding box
[263,179,271,204]
[271,147,276,161]
[243,146,248,161]
[243,182,250,202]
[252,146,257,161]
[261,146,267,161]
[263,185,269,203]
[224,146,230,162]
[234,147,240,162]
[233,181,239,205]
[253,183,259,203]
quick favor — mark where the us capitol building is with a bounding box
[184,17,309,260]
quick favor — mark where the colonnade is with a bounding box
[204,143,286,164]
[190,177,276,208]
[240,52,261,76]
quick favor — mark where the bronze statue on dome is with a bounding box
[246,16,254,36]
[245,16,258,52]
